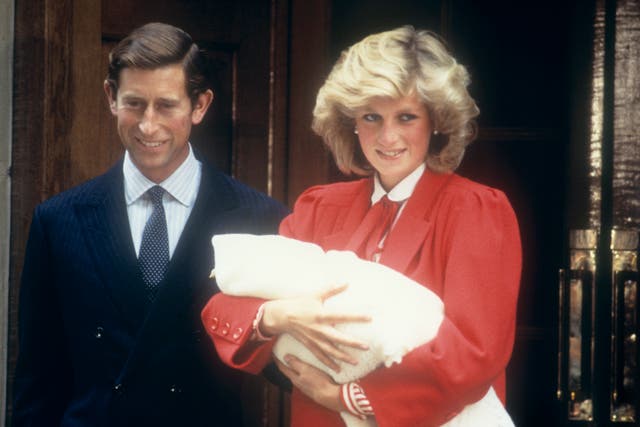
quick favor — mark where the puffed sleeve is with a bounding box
[360,186,522,426]
[279,185,329,241]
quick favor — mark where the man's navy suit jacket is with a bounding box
[13,159,288,426]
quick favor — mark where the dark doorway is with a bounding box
[328,1,582,425]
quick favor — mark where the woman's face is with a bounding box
[355,94,432,191]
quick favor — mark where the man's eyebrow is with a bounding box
[156,97,180,104]
[119,94,180,104]
[120,93,144,101]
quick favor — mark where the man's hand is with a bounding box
[261,284,370,372]
[275,355,343,412]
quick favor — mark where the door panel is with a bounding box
[557,0,640,425]
[326,1,577,426]
[9,1,286,425]
[100,0,272,191]
[100,2,283,425]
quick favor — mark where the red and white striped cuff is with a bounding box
[341,382,374,419]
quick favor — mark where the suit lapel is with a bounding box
[381,170,454,273]
[74,163,149,331]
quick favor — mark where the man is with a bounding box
[12,22,288,426]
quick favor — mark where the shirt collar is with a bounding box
[371,163,426,204]
[123,144,201,207]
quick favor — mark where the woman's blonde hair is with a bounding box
[312,26,479,175]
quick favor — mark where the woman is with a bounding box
[202,26,521,426]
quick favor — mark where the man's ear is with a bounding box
[191,89,214,125]
[103,80,118,115]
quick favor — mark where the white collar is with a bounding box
[123,144,201,207]
[371,163,426,204]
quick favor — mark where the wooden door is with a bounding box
[9,0,289,425]
[324,1,636,425]
[321,0,585,425]
[444,2,581,425]
[556,0,640,425]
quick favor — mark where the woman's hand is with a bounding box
[275,355,343,412]
[260,284,370,371]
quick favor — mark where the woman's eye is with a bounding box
[362,113,379,122]
[399,113,417,122]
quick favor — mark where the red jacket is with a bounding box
[202,170,522,427]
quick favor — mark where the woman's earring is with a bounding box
[354,128,359,135]
[433,130,439,135]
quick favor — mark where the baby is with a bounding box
[211,233,514,427]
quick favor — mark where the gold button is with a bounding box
[221,322,230,335]
[232,327,243,340]
[209,317,219,331]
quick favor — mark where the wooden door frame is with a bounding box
[285,0,334,205]
[6,0,334,424]
[1,0,15,424]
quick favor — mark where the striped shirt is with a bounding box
[123,145,202,258]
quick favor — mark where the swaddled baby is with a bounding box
[211,233,514,427]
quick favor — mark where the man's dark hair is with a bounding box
[105,22,209,104]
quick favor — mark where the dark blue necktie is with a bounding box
[139,185,169,301]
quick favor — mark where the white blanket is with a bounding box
[211,233,514,427]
